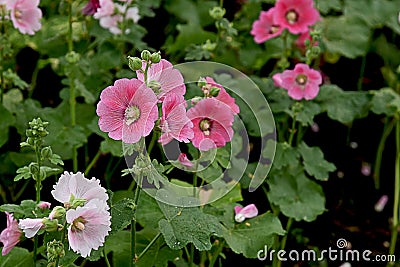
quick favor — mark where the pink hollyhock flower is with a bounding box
[136,59,186,100]
[374,195,388,212]
[234,204,258,223]
[178,153,194,168]
[5,0,42,35]
[204,77,240,114]
[274,63,322,100]
[0,212,21,256]
[274,0,320,34]
[159,94,193,145]
[18,218,44,238]
[93,0,114,18]
[96,78,158,144]
[187,98,234,151]
[38,201,51,209]
[250,8,283,43]
[99,14,123,35]
[82,0,100,15]
[51,172,108,206]
[66,199,111,257]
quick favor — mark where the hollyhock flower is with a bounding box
[5,0,42,35]
[274,63,322,100]
[93,0,114,18]
[187,98,234,151]
[0,212,21,256]
[96,78,158,144]
[99,14,123,35]
[51,172,108,206]
[18,218,44,238]
[159,94,193,145]
[204,77,240,114]
[361,163,371,176]
[234,204,258,223]
[374,195,388,212]
[82,0,100,15]
[274,0,320,34]
[38,201,51,209]
[136,59,186,100]
[66,199,111,257]
[250,8,282,43]
[178,153,194,168]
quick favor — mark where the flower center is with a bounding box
[72,217,87,232]
[15,10,22,20]
[269,25,280,34]
[295,74,308,86]
[125,105,141,125]
[199,119,211,136]
[285,10,298,24]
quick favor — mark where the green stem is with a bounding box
[0,7,5,104]
[389,117,400,256]
[103,245,111,267]
[137,232,162,260]
[357,54,367,91]
[189,244,195,267]
[147,131,158,156]
[209,240,225,267]
[84,150,102,175]
[274,218,293,267]
[287,117,297,146]
[373,118,396,189]
[131,174,142,267]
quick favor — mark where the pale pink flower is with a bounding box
[38,201,51,209]
[93,0,114,18]
[136,59,186,100]
[51,172,108,205]
[375,195,388,212]
[18,218,44,238]
[159,94,193,145]
[205,77,240,114]
[187,98,234,151]
[5,0,42,35]
[0,212,21,255]
[82,0,100,15]
[66,199,111,257]
[99,14,123,35]
[361,163,371,176]
[234,204,258,223]
[178,153,194,168]
[272,73,283,87]
[274,0,320,34]
[96,78,158,144]
[274,63,322,100]
[126,6,140,23]
[250,8,283,43]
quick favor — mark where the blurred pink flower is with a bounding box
[5,0,42,35]
[99,14,123,35]
[38,201,51,209]
[274,63,322,100]
[374,195,388,212]
[51,172,108,206]
[0,212,21,255]
[274,0,320,34]
[66,199,111,257]
[361,163,371,176]
[205,77,240,114]
[234,204,258,223]
[82,0,100,15]
[251,8,282,43]
[93,0,114,18]
[137,59,186,100]
[159,94,193,145]
[96,78,158,144]
[18,218,44,238]
[187,98,234,151]
[178,153,194,168]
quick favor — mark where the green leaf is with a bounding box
[316,85,371,124]
[136,191,164,229]
[110,198,136,234]
[40,166,63,181]
[267,168,326,222]
[100,139,123,157]
[74,79,96,104]
[14,166,31,181]
[0,103,15,148]
[0,247,34,267]
[321,16,371,58]
[222,213,285,258]
[298,142,336,181]
[317,0,342,14]
[292,101,322,126]
[157,191,222,251]
[269,142,299,170]
[370,88,400,116]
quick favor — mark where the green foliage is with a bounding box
[0,247,34,267]
[110,198,136,234]
[370,88,400,116]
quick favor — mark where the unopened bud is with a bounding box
[43,218,59,232]
[141,50,151,61]
[41,146,53,159]
[70,198,86,209]
[209,86,220,96]
[65,51,80,64]
[29,162,40,177]
[209,6,226,20]
[127,56,143,71]
[49,206,66,220]
[197,77,207,88]
[151,51,161,63]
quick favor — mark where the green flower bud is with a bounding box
[41,146,53,159]
[70,198,86,209]
[197,77,207,88]
[49,206,66,220]
[209,86,220,97]
[26,129,34,137]
[43,218,59,233]
[47,239,65,264]
[151,51,161,63]
[29,162,40,177]
[201,40,217,51]
[65,51,80,64]
[127,56,143,71]
[209,6,226,20]
[141,50,151,61]
[27,137,35,146]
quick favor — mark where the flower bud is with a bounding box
[49,206,66,220]
[70,198,86,209]
[141,50,151,61]
[65,51,80,64]
[47,239,65,264]
[29,162,40,177]
[209,6,226,20]
[43,218,59,232]
[38,201,51,209]
[201,40,217,51]
[41,146,53,159]
[197,77,207,88]
[209,86,220,97]
[151,51,161,63]
[127,56,143,71]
